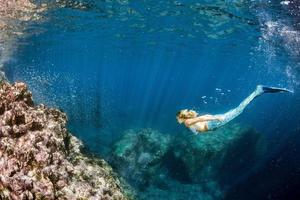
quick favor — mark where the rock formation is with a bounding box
[169,124,265,184]
[110,125,266,199]
[0,82,128,200]
[110,129,171,189]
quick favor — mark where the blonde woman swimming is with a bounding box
[176,85,293,134]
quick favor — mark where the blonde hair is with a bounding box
[176,109,198,124]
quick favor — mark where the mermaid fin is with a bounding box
[260,85,293,93]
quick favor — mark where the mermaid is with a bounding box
[176,85,293,134]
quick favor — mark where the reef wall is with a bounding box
[0,82,128,199]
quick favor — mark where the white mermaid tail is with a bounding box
[207,85,292,130]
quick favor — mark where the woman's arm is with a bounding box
[185,115,223,126]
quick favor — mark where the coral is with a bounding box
[0,82,128,200]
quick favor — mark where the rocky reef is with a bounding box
[0,82,128,199]
[110,129,171,189]
[110,124,266,199]
[169,124,265,184]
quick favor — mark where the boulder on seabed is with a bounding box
[110,129,171,189]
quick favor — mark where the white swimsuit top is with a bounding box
[189,122,207,134]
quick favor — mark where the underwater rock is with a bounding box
[0,82,128,200]
[169,124,265,184]
[110,129,171,189]
[111,125,266,199]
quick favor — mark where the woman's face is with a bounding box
[177,109,198,123]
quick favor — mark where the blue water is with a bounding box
[3,0,300,199]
